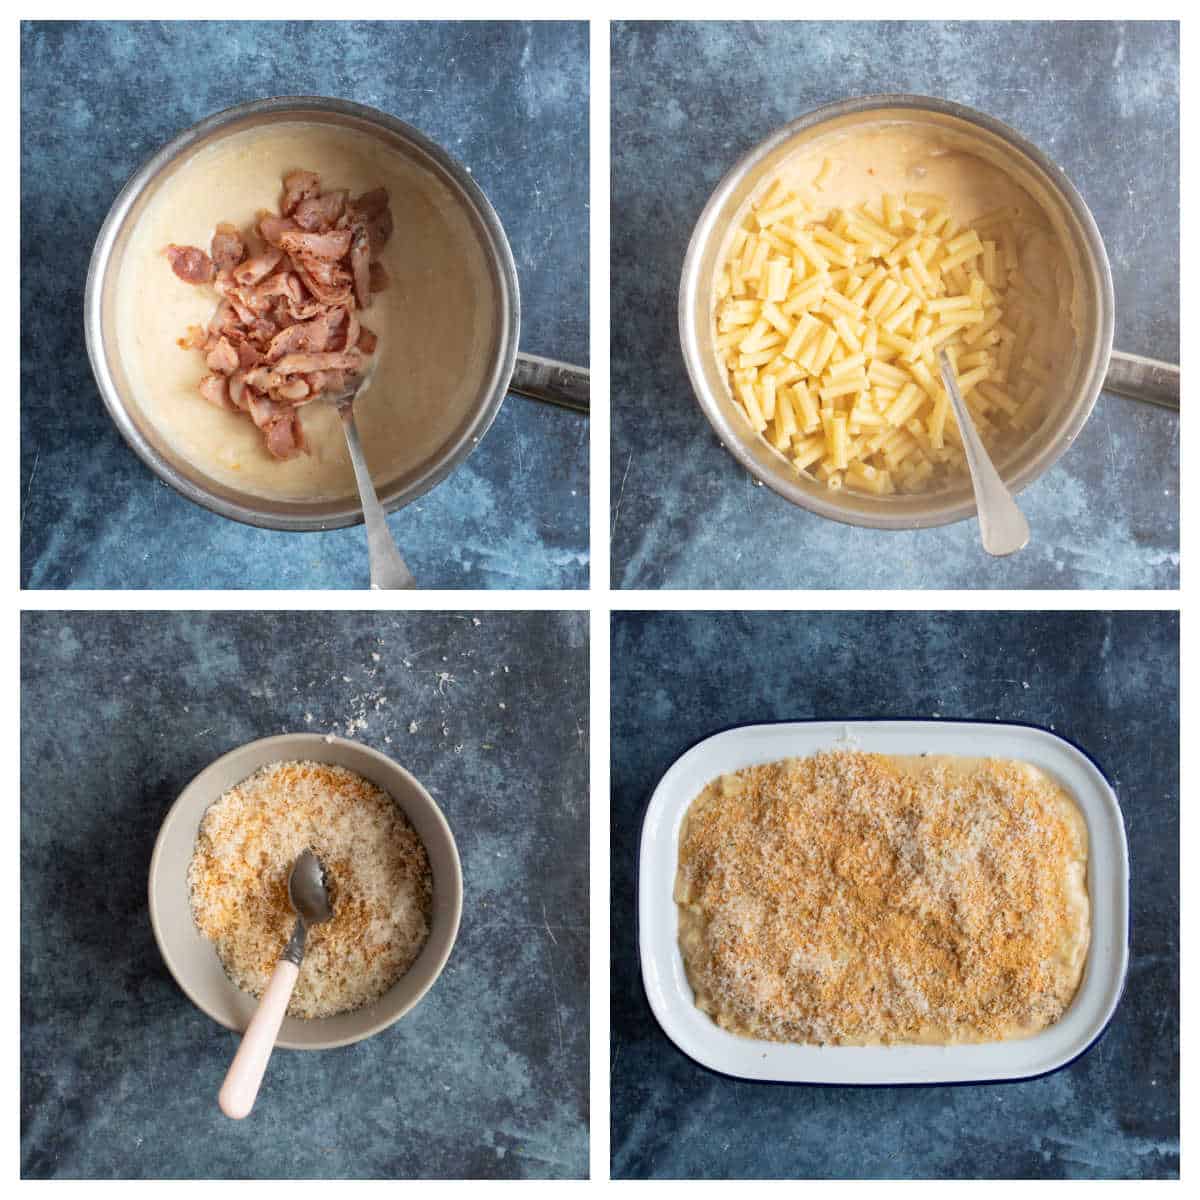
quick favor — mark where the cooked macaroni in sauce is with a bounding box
[713,122,1079,495]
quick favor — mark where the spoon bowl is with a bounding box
[288,848,334,927]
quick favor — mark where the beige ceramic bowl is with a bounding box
[148,734,462,1050]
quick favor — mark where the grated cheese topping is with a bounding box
[188,760,432,1019]
[675,750,1090,1045]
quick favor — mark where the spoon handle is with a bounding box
[938,354,1030,557]
[1105,350,1179,410]
[510,352,590,414]
[339,406,416,590]
[218,954,300,1119]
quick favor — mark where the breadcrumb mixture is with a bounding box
[676,750,1089,1046]
[189,760,432,1019]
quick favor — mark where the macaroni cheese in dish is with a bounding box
[675,750,1090,1046]
[713,123,1078,495]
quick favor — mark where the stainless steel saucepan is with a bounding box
[85,96,588,532]
[679,94,1178,531]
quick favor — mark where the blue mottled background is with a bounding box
[611,22,1179,589]
[21,612,588,1179]
[611,611,1178,1179]
[20,21,589,589]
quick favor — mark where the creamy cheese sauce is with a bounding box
[116,122,499,500]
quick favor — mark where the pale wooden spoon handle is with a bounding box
[218,958,299,1120]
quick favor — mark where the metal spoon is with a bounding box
[937,350,1030,557]
[218,849,333,1119]
[329,368,416,590]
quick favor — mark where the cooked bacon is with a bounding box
[273,377,311,403]
[246,393,281,429]
[292,260,353,307]
[265,307,345,362]
[369,262,390,293]
[281,170,322,216]
[171,168,389,458]
[273,350,364,375]
[264,412,305,459]
[198,374,235,411]
[280,228,352,261]
[258,213,300,246]
[166,244,215,284]
[210,223,246,272]
[349,224,372,310]
[293,252,350,289]
[243,271,303,313]
[205,336,239,375]
[364,207,393,260]
[228,370,251,411]
[233,247,284,287]
[294,189,347,231]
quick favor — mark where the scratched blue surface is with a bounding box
[21,611,589,1178]
[610,22,1179,589]
[20,21,589,590]
[611,611,1179,1178]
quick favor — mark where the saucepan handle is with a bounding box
[1106,350,1179,411]
[510,352,590,414]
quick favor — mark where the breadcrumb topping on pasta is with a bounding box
[676,750,1089,1045]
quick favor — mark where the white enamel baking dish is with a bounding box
[638,720,1130,1085]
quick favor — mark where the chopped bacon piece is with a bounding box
[205,336,239,375]
[280,228,352,261]
[265,307,345,362]
[263,413,304,460]
[273,350,364,375]
[166,244,215,284]
[294,190,347,231]
[228,370,250,411]
[258,213,300,246]
[273,377,310,403]
[369,262,390,293]
[364,207,394,260]
[233,247,284,287]
[171,168,389,458]
[198,374,235,411]
[292,260,353,307]
[281,170,322,216]
[210,223,246,272]
[246,393,281,429]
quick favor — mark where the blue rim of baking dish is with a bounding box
[633,716,1132,1088]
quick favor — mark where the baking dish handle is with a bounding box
[510,352,590,414]
[1106,350,1179,410]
